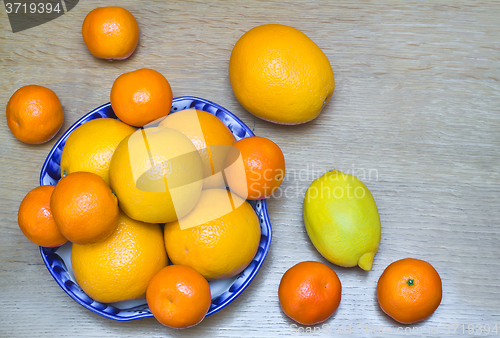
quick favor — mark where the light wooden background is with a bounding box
[1,1,499,337]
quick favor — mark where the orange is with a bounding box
[164,189,261,280]
[82,7,139,60]
[6,85,64,144]
[147,265,211,329]
[158,109,236,189]
[229,24,335,125]
[225,136,285,200]
[17,185,67,247]
[110,68,173,127]
[377,258,442,324]
[109,127,203,223]
[51,172,119,245]
[72,211,168,303]
[278,261,341,325]
[60,118,136,185]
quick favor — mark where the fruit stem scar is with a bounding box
[407,279,414,286]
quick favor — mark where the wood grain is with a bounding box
[1,0,499,337]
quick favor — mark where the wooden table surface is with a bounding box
[1,1,499,337]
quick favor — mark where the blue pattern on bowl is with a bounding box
[39,97,272,321]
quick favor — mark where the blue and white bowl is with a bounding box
[39,96,272,321]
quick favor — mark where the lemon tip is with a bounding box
[358,252,375,271]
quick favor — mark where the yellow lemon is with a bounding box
[229,24,335,125]
[109,127,203,223]
[303,170,381,271]
[60,118,136,185]
[164,189,261,280]
[71,211,168,303]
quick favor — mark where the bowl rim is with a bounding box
[39,96,272,321]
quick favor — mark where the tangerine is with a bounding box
[225,136,285,200]
[51,172,119,244]
[278,261,342,325]
[377,258,442,324]
[17,185,67,247]
[110,68,173,127]
[6,85,63,144]
[82,6,139,60]
[146,265,211,329]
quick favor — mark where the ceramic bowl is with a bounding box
[39,96,272,321]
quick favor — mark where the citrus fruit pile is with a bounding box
[14,66,285,327]
[9,5,442,330]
